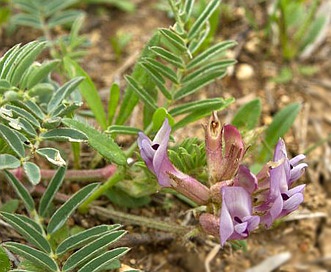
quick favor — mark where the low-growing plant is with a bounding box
[0,0,308,268]
[0,167,130,271]
[0,41,95,184]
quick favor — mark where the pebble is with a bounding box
[236,63,255,80]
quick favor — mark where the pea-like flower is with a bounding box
[220,186,260,246]
[257,139,307,227]
[137,119,210,205]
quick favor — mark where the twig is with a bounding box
[205,244,221,272]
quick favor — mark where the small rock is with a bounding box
[236,63,254,80]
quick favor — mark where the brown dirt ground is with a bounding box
[1,0,331,271]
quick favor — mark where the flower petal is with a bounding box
[234,165,258,194]
[220,198,234,246]
[289,154,305,166]
[273,139,287,161]
[289,163,307,184]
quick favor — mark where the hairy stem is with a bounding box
[8,164,117,183]
[91,205,191,235]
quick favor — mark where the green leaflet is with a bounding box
[169,98,234,116]
[172,98,234,131]
[36,148,66,167]
[38,167,66,217]
[159,28,187,52]
[23,162,41,185]
[187,40,237,70]
[0,245,11,272]
[77,247,130,272]
[25,60,60,89]
[259,103,302,162]
[0,212,51,253]
[41,128,87,142]
[3,242,58,271]
[174,70,227,100]
[8,41,47,86]
[115,32,160,125]
[142,58,178,83]
[47,10,83,29]
[0,154,20,170]
[149,46,185,68]
[62,230,126,271]
[140,63,172,100]
[125,75,158,110]
[4,170,35,213]
[62,118,127,165]
[56,224,121,255]
[108,83,120,125]
[232,99,262,130]
[5,105,40,127]
[0,123,25,158]
[106,125,141,136]
[47,77,84,113]
[187,0,219,40]
[47,183,99,234]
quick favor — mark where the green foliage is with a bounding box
[0,245,11,272]
[259,102,301,161]
[11,0,83,31]
[82,0,136,13]
[268,0,328,60]
[232,99,261,130]
[110,31,132,61]
[105,187,151,208]
[231,100,301,164]
[63,57,108,129]
[0,199,19,213]
[1,168,129,271]
[0,42,88,184]
[62,118,127,165]
[169,137,207,182]
[111,0,236,132]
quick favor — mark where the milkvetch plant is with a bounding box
[138,113,307,246]
[0,167,130,271]
[0,0,309,268]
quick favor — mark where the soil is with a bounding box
[1,0,331,271]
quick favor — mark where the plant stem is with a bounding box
[78,167,125,213]
[91,205,191,235]
[8,164,117,183]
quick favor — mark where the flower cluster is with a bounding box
[137,113,307,246]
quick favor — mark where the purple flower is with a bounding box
[138,119,210,205]
[233,165,258,194]
[258,139,307,227]
[220,186,260,246]
[137,119,173,187]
